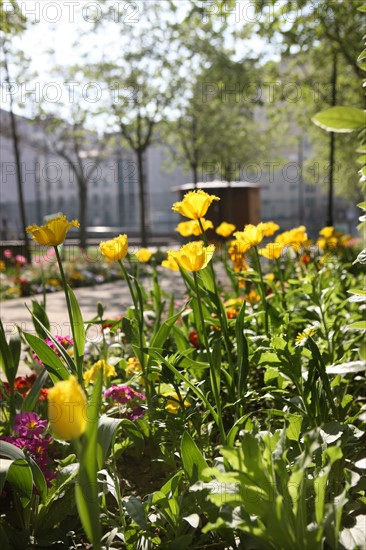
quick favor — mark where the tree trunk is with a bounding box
[137,149,148,246]
[326,53,337,227]
[78,182,88,250]
[192,164,198,187]
[3,47,31,263]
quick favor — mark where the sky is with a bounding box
[2,0,278,120]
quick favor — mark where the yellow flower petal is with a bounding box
[27,215,79,246]
[99,234,128,261]
[168,241,215,272]
[259,243,283,260]
[172,190,220,220]
[161,255,180,271]
[262,221,280,237]
[175,218,213,237]
[135,248,153,263]
[48,376,87,440]
[216,221,236,238]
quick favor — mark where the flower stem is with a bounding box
[118,260,151,412]
[54,246,82,384]
[198,218,235,396]
[193,271,226,443]
[253,246,269,337]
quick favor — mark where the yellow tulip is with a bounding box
[319,226,334,239]
[83,360,116,387]
[161,255,180,271]
[168,241,215,272]
[259,243,283,260]
[262,221,280,237]
[228,241,250,272]
[215,221,236,238]
[275,226,308,249]
[125,356,142,377]
[162,392,191,414]
[175,218,213,237]
[27,214,79,246]
[99,234,128,261]
[47,376,87,441]
[135,248,153,263]
[172,190,220,220]
[233,223,266,248]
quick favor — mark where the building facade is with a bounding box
[0,108,358,241]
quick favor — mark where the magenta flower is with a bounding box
[126,407,146,421]
[104,384,145,404]
[13,412,47,438]
[0,412,57,486]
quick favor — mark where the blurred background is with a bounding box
[1,0,363,254]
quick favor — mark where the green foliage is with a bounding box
[75,367,103,548]
[312,107,366,132]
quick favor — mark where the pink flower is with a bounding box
[104,384,145,404]
[3,249,12,258]
[15,255,27,265]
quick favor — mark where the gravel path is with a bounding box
[1,269,186,377]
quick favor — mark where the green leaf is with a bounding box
[210,340,222,400]
[27,456,47,503]
[96,415,123,470]
[26,305,77,375]
[122,317,139,345]
[32,300,50,339]
[0,458,33,507]
[0,440,47,503]
[21,368,49,412]
[358,48,366,61]
[0,319,17,386]
[9,333,21,373]
[0,440,25,460]
[236,300,249,394]
[150,306,186,350]
[123,496,147,529]
[286,414,303,442]
[181,431,209,483]
[75,367,102,548]
[326,361,366,375]
[312,107,365,133]
[347,321,366,330]
[68,285,85,358]
[306,338,338,419]
[0,524,10,550]
[198,265,215,293]
[23,333,70,383]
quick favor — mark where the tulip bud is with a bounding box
[48,376,87,440]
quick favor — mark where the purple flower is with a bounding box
[104,384,145,404]
[13,412,47,437]
[1,415,56,487]
[126,406,146,421]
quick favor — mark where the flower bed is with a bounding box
[0,199,365,550]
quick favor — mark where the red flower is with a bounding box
[189,331,199,348]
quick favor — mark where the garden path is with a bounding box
[1,269,186,377]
